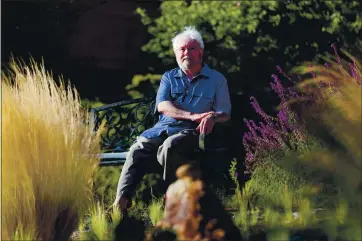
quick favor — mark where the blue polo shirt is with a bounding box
[141,64,231,139]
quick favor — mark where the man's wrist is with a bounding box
[209,113,218,122]
[188,111,195,121]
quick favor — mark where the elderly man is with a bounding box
[114,26,231,211]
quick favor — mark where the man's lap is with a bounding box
[133,129,198,150]
[127,130,199,169]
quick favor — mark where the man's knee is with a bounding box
[128,136,159,155]
[127,142,142,159]
[162,135,183,151]
[161,137,173,150]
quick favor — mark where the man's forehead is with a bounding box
[176,38,200,47]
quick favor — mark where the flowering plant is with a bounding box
[243,44,361,173]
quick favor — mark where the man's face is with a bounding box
[174,37,203,71]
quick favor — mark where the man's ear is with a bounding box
[200,49,204,59]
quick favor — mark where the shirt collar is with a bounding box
[174,64,211,79]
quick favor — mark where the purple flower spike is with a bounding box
[276,65,295,83]
[331,43,342,65]
[288,87,299,98]
[246,153,253,160]
[278,110,289,124]
[271,74,286,100]
[277,110,289,132]
[242,136,252,153]
[243,118,258,138]
[250,120,259,130]
[250,96,272,123]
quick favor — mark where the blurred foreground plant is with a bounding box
[290,48,361,218]
[2,58,102,240]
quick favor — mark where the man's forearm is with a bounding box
[157,101,193,120]
[213,112,230,123]
[158,101,230,122]
[209,111,230,123]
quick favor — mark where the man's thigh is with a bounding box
[157,130,200,182]
[129,136,164,152]
[162,130,199,153]
[127,136,165,164]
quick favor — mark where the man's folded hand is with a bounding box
[190,112,213,123]
[196,114,215,135]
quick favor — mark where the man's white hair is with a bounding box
[172,26,204,51]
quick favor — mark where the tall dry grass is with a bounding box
[2,59,102,240]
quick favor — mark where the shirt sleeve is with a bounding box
[213,74,232,117]
[154,72,171,114]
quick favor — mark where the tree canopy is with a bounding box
[136,0,361,105]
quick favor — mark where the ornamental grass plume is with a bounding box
[290,48,362,210]
[2,58,102,240]
[282,48,362,240]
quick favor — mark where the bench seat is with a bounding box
[98,152,128,166]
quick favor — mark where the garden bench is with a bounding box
[91,97,156,166]
[91,97,235,185]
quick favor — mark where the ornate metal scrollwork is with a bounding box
[91,98,157,151]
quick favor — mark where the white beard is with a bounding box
[177,59,193,73]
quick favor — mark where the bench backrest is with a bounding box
[91,98,157,151]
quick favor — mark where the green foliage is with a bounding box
[267,228,290,241]
[149,198,164,226]
[89,203,110,241]
[75,202,122,241]
[126,73,162,99]
[12,224,36,241]
[228,158,239,187]
[136,1,361,96]
[92,165,163,208]
[138,1,360,63]
[80,97,106,110]
[135,173,164,206]
[92,166,121,205]
[232,182,253,237]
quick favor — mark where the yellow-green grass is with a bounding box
[2,58,102,240]
[149,198,164,226]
